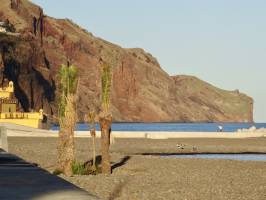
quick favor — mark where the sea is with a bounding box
[51,122,266,132]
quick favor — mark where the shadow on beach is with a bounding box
[85,155,131,172]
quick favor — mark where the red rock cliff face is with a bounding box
[0,0,253,122]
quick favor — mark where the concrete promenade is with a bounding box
[0,149,99,200]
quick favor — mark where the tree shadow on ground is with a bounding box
[111,156,131,171]
[84,155,102,167]
[85,155,131,171]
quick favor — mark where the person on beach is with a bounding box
[218,125,223,132]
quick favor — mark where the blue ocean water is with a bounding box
[51,122,266,132]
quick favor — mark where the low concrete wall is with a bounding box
[0,126,8,151]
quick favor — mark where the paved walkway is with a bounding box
[0,149,99,200]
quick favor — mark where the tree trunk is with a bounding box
[99,113,112,174]
[90,128,96,171]
[57,95,76,176]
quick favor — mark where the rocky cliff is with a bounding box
[0,0,253,122]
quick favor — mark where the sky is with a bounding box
[31,0,266,122]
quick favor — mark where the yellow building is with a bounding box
[0,81,46,129]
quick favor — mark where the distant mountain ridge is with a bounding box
[0,0,253,122]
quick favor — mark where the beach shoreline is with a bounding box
[6,130,266,139]
[2,123,266,139]
[4,126,266,139]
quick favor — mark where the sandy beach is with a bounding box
[7,136,266,200]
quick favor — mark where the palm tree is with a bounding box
[99,63,112,174]
[57,64,78,176]
[87,111,96,171]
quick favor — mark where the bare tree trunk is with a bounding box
[57,95,76,176]
[90,128,96,170]
[57,128,66,172]
[99,113,112,174]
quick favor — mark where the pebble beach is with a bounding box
[8,136,266,200]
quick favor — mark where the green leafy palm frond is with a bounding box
[58,64,79,118]
[68,65,79,94]
[101,63,112,114]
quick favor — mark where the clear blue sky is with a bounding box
[31,0,266,122]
